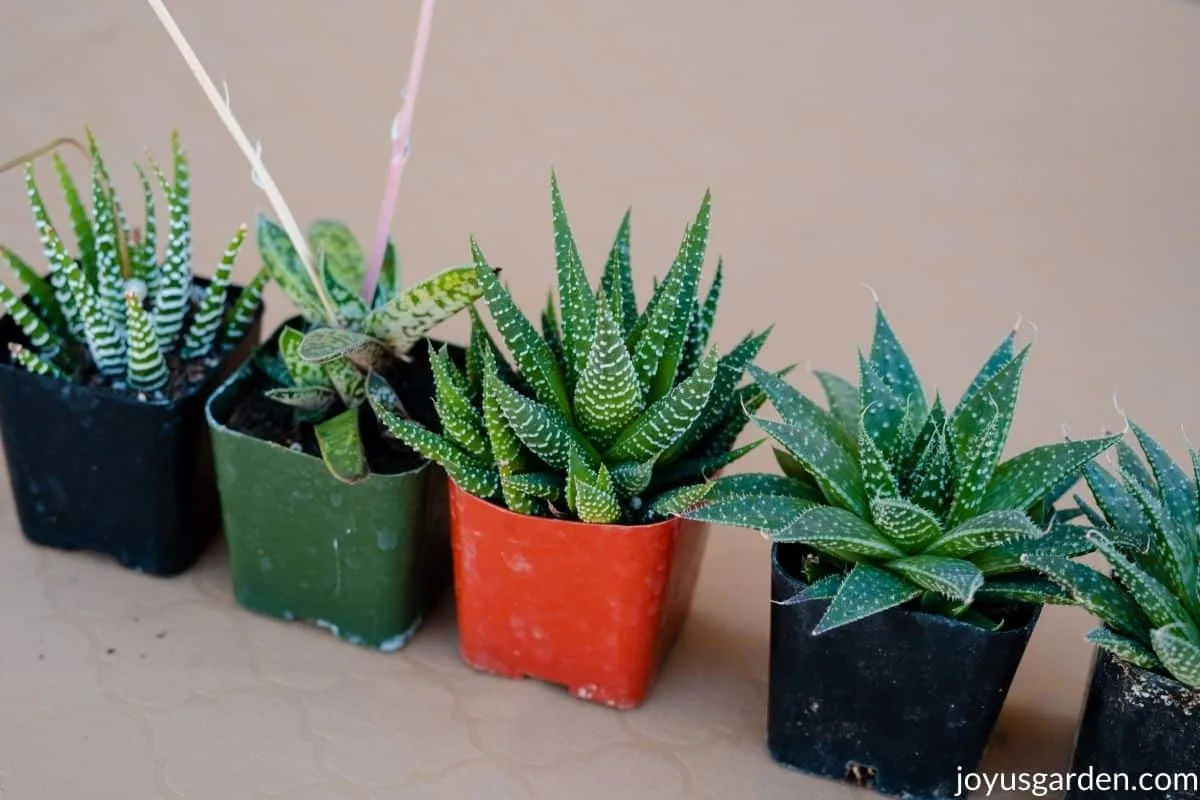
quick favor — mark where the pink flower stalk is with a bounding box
[361,0,437,303]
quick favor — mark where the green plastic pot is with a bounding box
[204,318,452,651]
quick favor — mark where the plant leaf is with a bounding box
[887,556,983,603]
[981,435,1122,514]
[609,460,656,498]
[858,353,907,465]
[683,494,815,534]
[870,497,943,552]
[868,302,927,424]
[859,416,901,504]
[650,191,711,400]
[798,574,843,601]
[265,385,337,412]
[298,326,388,370]
[1151,624,1200,688]
[975,577,1072,606]
[257,214,326,323]
[1089,530,1194,633]
[1131,421,1200,531]
[181,224,244,360]
[970,522,1092,576]
[1083,461,1150,534]
[813,564,922,635]
[0,280,64,356]
[814,370,861,453]
[1022,553,1150,641]
[646,482,714,519]
[279,326,332,388]
[754,416,868,517]
[364,264,483,356]
[908,424,955,519]
[1087,626,1161,672]
[775,506,904,560]
[681,258,722,378]
[504,472,563,502]
[314,408,368,484]
[430,345,490,460]
[306,219,364,294]
[952,328,1017,417]
[574,296,644,447]
[652,439,762,487]
[323,356,365,407]
[548,172,597,389]
[924,510,1041,558]
[704,473,817,502]
[492,378,598,471]
[124,292,168,392]
[599,208,636,334]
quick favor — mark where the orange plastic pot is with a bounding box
[448,479,709,709]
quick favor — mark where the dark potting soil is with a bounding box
[225,351,441,477]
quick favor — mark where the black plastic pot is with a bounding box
[0,283,263,577]
[1065,649,1200,799]
[767,543,1040,800]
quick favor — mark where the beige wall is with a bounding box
[1,0,1198,789]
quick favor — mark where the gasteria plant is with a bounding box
[0,131,262,397]
[688,303,1121,633]
[368,176,771,524]
[1023,422,1200,687]
[252,214,484,484]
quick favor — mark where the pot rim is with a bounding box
[770,540,1041,637]
[449,476,688,534]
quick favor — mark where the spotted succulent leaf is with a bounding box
[25,166,83,338]
[492,376,598,471]
[867,302,927,425]
[257,215,326,323]
[858,353,907,466]
[775,507,904,561]
[969,522,1091,576]
[306,219,364,296]
[1022,553,1150,641]
[364,264,483,357]
[858,415,900,504]
[279,327,332,389]
[981,435,1122,515]
[323,356,366,408]
[1151,624,1200,688]
[574,296,644,447]
[887,556,983,603]
[653,439,762,488]
[951,328,1017,417]
[599,208,636,334]
[90,158,127,330]
[1087,627,1161,672]
[923,510,1041,559]
[684,493,815,534]
[814,370,861,453]
[264,385,337,412]
[646,481,713,520]
[650,191,711,401]
[504,472,563,503]
[1088,531,1193,633]
[974,577,1072,606]
[430,345,490,461]
[609,460,656,498]
[681,258,722,379]
[51,153,95,282]
[1130,422,1199,531]
[813,564,921,635]
[870,497,942,552]
[604,348,718,464]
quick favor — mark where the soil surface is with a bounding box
[225,338,447,477]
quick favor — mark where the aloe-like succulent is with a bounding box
[687,304,1121,633]
[0,131,262,397]
[1023,423,1200,687]
[253,215,484,483]
[367,175,770,524]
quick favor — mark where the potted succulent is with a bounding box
[144,0,482,650]
[0,130,264,576]
[376,178,770,708]
[685,303,1120,799]
[1024,422,1200,800]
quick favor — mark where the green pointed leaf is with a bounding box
[318,252,368,325]
[279,327,332,389]
[982,435,1122,514]
[372,239,399,308]
[650,191,711,400]
[604,348,718,464]
[306,219,364,294]
[89,155,126,326]
[430,346,490,460]
[219,267,268,353]
[504,472,563,502]
[1089,530,1194,633]
[870,497,943,552]
[1022,553,1150,641]
[681,258,722,379]
[653,439,762,487]
[859,416,900,503]
[608,460,655,498]
[773,448,823,493]
[481,350,528,479]
[600,208,636,334]
[547,172,597,388]
[924,510,1041,558]
[814,370,861,453]
[133,165,159,299]
[492,378,597,471]
[65,260,124,377]
[887,556,983,603]
[264,385,337,412]
[314,408,368,484]
[0,247,67,337]
[181,224,244,360]
[868,303,926,423]
[365,264,483,356]
[1131,421,1199,531]
[541,293,565,367]
[298,326,388,370]
[683,494,815,534]
[970,522,1092,576]
[1120,465,1196,604]
[1087,627,1161,672]
[775,506,904,560]
[323,356,365,407]
[124,292,168,392]
[51,152,95,278]
[813,564,921,634]
[1084,460,1150,535]
[647,482,714,519]
[901,395,946,481]
[908,424,955,518]
[952,328,1017,417]
[1116,439,1158,495]
[1152,624,1200,688]
[704,473,818,502]
[797,574,843,601]
[975,577,1072,606]
[470,240,570,416]
[754,416,867,517]
[7,343,66,380]
[574,296,644,447]
[257,214,326,323]
[0,280,64,355]
[858,353,907,465]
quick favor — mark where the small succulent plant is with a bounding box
[687,304,1121,633]
[367,176,770,524]
[1023,422,1200,687]
[0,131,263,397]
[253,215,484,483]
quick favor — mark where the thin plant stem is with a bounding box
[360,0,437,304]
[143,0,339,326]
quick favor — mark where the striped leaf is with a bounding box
[470,240,571,416]
[219,267,268,353]
[150,158,191,351]
[133,165,159,298]
[0,280,63,355]
[567,450,620,524]
[1,247,67,337]
[51,152,95,282]
[775,506,904,560]
[887,556,983,603]
[548,172,596,388]
[604,348,718,464]
[481,350,529,479]
[650,191,711,401]
[25,165,83,338]
[609,460,656,498]
[66,261,124,377]
[124,292,168,392]
[7,343,66,380]
[314,408,367,484]
[600,208,636,334]
[574,296,644,447]
[870,497,943,552]
[430,345,490,460]
[90,158,127,330]
[365,264,483,356]
[680,257,722,379]
[704,473,816,502]
[181,224,244,359]
[504,472,564,502]
[492,376,597,471]
[813,564,922,635]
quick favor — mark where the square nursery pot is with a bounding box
[767,542,1040,800]
[0,282,263,577]
[205,318,454,652]
[1065,648,1200,799]
[448,479,709,709]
